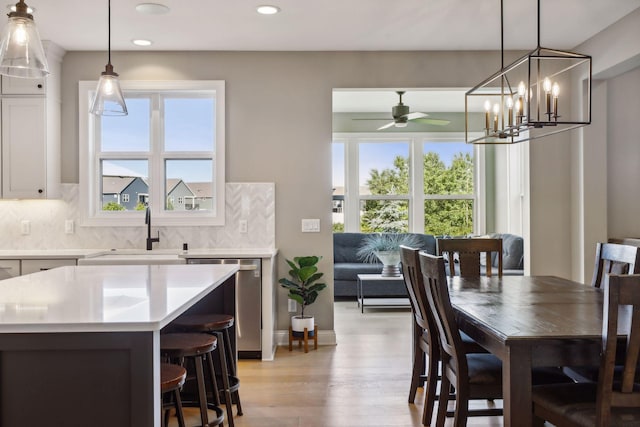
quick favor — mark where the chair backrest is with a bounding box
[418,252,467,379]
[591,243,640,288]
[400,245,438,337]
[596,274,640,425]
[437,238,503,278]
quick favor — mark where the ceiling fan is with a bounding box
[354,91,450,130]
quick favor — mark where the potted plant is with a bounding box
[279,255,327,336]
[357,233,423,277]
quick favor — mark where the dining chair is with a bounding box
[436,238,503,278]
[418,252,503,427]
[532,273,640,426]
[400,246,491,425]
[590,242,640,288]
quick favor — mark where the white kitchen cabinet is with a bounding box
[1,97,48,198]
[0,260,20,280]
[0,41,64,199]
[20,258,77,275]
[1,76,46,95]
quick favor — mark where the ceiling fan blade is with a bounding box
[413,118,451,126]
[352,118,392,121]
[403,112,428,120]
[377,121,397,130]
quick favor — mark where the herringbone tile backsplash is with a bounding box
[0,183,275,250]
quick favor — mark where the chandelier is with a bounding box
[465,0,592,144]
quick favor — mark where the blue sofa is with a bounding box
[333,233,437,298]
[333,232,524,299]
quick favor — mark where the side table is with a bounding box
[356,273,410,313]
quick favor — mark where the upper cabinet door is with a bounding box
[1,76,46,95]
[1,97,47,199]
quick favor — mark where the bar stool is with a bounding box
[161,363,187,427]
[160,333,225,427]
[172,313,242,424]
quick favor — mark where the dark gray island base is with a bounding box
[0,264,237,427]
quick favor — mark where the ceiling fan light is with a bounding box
[0,1,50,79]
[395,122,408,128]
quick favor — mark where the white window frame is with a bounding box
[78,80,225,226]
[121,193,130,203]
[333,132,485,234]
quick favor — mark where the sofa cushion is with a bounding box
[490,233,524,270]
[334,262,383,281]
[333,233,369,263]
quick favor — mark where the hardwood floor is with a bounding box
[170,301,505,426]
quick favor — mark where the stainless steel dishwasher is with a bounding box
[186,258,262,359]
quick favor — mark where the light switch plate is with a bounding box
[239,219,248,233]
[65,220,75,234]
[20,220,30,235]
[301,218,320,232]
[288,299,297,312]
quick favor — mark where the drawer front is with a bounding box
[0,260,21,279]
[21,259,77,275]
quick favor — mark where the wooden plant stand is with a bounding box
[288,325,318,353]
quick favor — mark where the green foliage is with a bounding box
[362,152,473,236]
[279,256,327,317]
[333,222,344,233]
[135,202,147,211]
[102,201,125,211]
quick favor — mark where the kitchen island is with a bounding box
[0,263,238,427]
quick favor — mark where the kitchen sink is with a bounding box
[78,250,186,265]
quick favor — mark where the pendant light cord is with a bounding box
[107,0,112,66]
[500,0,504,69]
[537,0,541,48]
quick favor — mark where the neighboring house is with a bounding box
[166,179,195,211]
[102,176,149,210]
[184,182,214,211]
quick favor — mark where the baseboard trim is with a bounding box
[274,329,337,347]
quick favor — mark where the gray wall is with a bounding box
[59,24,639,331]
[61,50,506,332]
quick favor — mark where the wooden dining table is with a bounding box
[448,275,606,427]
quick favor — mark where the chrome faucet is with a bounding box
[145,207,160,250]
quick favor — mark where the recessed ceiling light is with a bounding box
[7,4,34,13]
[135,3,170,15]
[256,5,280,15]
[132,39,153,47]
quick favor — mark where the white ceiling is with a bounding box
[7,0,640,52]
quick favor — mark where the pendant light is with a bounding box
[90,0,127,116]
[0,0,49,78]
[465,0,591,144]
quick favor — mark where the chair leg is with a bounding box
[174,389,186,427]
[422,355,439,426]
[435,376,451,427]
[222,328,243,416]
[194,355,210,427]
[215,331,236,427]
[453,384,469,427]
[409,327,423,403]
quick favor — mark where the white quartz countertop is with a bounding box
[0,248,278,260]
[0,264,238,333]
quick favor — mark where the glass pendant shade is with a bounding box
[90,64,128,116]
[0,3,50,79]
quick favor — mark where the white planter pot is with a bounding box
[291,315,315,336]
[375,250,402,277]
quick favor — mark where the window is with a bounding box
[122,194,130,203]
[79,81,225,226]
[333,133,483,236]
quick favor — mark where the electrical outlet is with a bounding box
[239,219,248,233]
[288,299,297,312]
[64,220,75,234]
[20,220,30,235]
